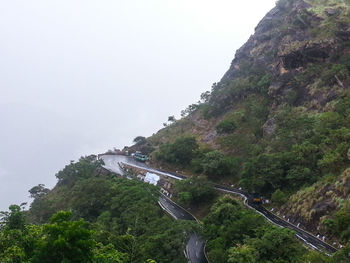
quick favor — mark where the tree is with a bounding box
[55,156,103,185]
[156,136,199,166]
[32,211,95,263]
[201,151,240,178]
[175,176,215,205]
[204,196,265,247]
[228,245,258,263]
[201,151,225,176]
[216,119,237,134]
[0,205,41,262]
[177,192,193,206]
[29,184,50,199]
[330,243,350,263]
[180,104,199,117]
[167,116,176,123]
[133,136,147,146]
[248,226,305,263]
[302,251,330,263]
[0,204,26,230]
[204,196,266,262]
[93,243,126,263]
[200,91,211,103]
[271,189,288,206]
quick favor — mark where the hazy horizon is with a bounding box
[0,0,276,211]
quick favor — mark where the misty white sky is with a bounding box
[0,0,276,211]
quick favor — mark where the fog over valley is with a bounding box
[0,0,276,210]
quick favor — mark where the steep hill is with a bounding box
[135,0,350,244]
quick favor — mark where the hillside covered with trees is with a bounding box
[3,155,350,262]
[0,156,199,263]
[132,0,350,253]
[2,0,350,262]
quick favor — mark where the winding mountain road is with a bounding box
[215,185,338,254]
[101,154,338,260]
[101,154,208,263]
[159,194,208,263]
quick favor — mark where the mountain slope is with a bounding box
[137,0,350,244]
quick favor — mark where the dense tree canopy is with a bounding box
[175,176,216,205]
[156,136,199,166]
[203,196,348,263]
[23,158,197,263]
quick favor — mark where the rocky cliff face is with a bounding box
[149,0,349,147]
[221,0,349,112]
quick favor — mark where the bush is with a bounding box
[216,119,237,134]
[156,136,199,166]
[321,64,349,85]
[201,151,240,178]
[199,103,214,119]
[271,189,288,206]
[175,176,216,205]
[177,192,192,206]
[257,74,271,93]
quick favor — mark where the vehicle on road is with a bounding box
[133,151,148,162]
[250,193,262,204]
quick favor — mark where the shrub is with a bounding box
[257,74,271,93]
[201,151,240,178]
[216,119,237,134]
[321,64,349,85]
[156,136,199,166]
[271,189,288,206]
[175,176,216,205]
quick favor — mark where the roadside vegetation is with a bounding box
[140,0,350,249]
[174,175,216,206]
[153,92,350,196]
[3,0,350,261]
[203,196,350,263]
[0,157,198,263]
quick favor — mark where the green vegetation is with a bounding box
[293,63,349,90]
[271,189,289,206]
[133,136,147,145]
[5,0,350,261]
[154,92,350,199]
[155,136,199,166]
[146,0,350,244]
[201,151,240,178]
[33,211,100,263]
[187,148,240,179]
[55,156,103,186]
[203,196,308,263]
[175,176,216,206]
[324,201,350,243]
[13,157,198,263]
[216,119,237,134]
[0,207,126,263]
[308,0,350,38]
[204,196,350,263]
